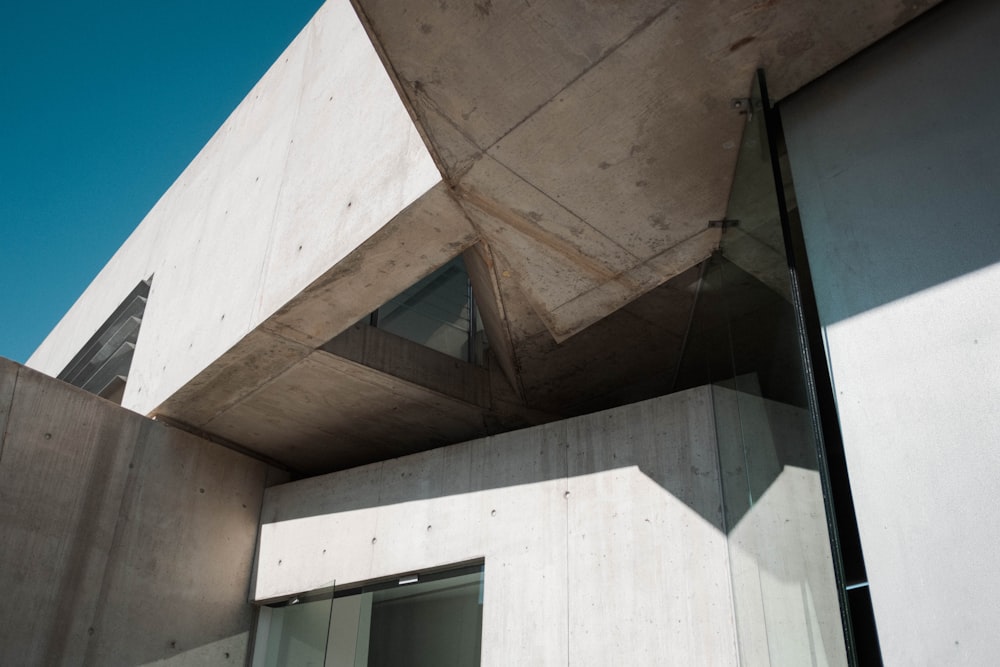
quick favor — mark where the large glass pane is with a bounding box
[257,596,333,667]
[376,257,486,364]
[677,73,849,665]
[365,570,483,667]
[326,565,484,667]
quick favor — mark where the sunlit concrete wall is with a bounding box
[254,387,847,665]
[27,0,440,416]
[783,0,1000,662]
[0,358,282,665]
[713,385,846,666]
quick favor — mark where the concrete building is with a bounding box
[3,0,998,664]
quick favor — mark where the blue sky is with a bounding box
[0,0,324,363]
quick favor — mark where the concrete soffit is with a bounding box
[349,0,941,344]
[155,0,942,473]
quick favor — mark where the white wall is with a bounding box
[783,0,1000,663]
[27,0,440,416]
[713,386,846,666]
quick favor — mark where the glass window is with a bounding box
[254,565,485,667]
[256,595,333,667]
[373,257,487,365]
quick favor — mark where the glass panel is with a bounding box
[258,596,333,667]
[677,73,848,664]
[326,595,372,667]
[328,566,484,667]
[377,256,486,363]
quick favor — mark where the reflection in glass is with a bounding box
[258,596,333,667]
[362,569,484,667]
[675,73,848,665]
[255,565,484,667]
[375,257,487,365]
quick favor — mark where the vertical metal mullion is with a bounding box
[756,68,861,667]
[467,277,477,365]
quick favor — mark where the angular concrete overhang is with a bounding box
[158,0,940,473]
[352,0,940,340]
[38,0,941,474]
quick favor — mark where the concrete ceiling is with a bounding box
[154,0,941,473]
[354,0,939,341]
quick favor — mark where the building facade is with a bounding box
[3,0,998,664]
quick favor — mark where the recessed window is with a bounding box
[254,564,485,667]
[57,279,150,404]
[372,257,487,365]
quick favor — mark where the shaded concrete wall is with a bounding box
[783,0,1000,663]
[254,386,846,665]
[27,0,440,415]
[0,358,279,666]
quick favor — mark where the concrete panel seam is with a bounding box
[549,225,718,309]
[482,4,678,157]
[158,331,312,430]
[0,364,19,466]
[563,433,571,667]
[153,415,296,475]
[79,419,149,665]
[460,160,635,272]
[707,384,744,666]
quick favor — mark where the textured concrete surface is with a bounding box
[254,384,849,664]
[357,0,941,339]
[28,0,441,417]
[0,364,142,665]
[255,387,738,665]
[713,386,846,666]
[25,0,942,475]
[0,360,276,666]
[784,1,1000,663]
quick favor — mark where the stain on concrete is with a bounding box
[778,30,815,57]
[648,213,670,231]
[474,0,493,18]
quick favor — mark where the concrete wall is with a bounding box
[0,357,279,666]
[255,387,737,665]
[783,0,1000,663]
[27,0,440,416]
[253,386,847,665]
[713,386,846,666]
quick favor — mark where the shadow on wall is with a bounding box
[0,359,277,667]
[260,379,820,536]
[262,386,723,528]
[782,0,1000,328]
[255,386,845,665]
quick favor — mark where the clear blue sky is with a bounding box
[0,0,324,363]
